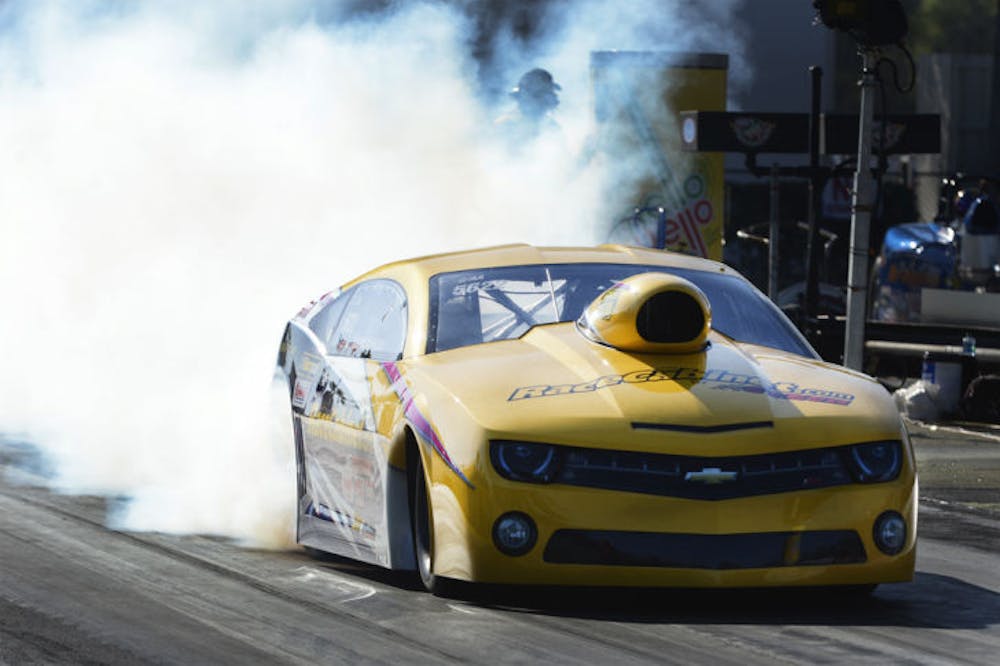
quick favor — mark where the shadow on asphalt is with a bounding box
[455,572,1000,629]
[303,545,1000,630]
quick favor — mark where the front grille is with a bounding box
[555,445,852,500]
[543,529,867,569]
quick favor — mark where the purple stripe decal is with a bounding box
[382,362,474,488]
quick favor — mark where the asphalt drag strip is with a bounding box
[1,431,999,665]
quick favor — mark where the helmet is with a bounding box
[511,68,561,98]
[510,68,560,119]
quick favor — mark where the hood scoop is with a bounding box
[576,272,711,354]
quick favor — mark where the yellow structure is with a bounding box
[592,51,727,260]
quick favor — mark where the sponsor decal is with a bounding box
[658,174,714,258]
[451,275,497,296]
[873,120,905,151]
[612,171,716,258]
[301,418,375,454]
[292,379,308,409]
[709,381,855,405]
[382,361,474,488]
[305,501,377,540]
[299,352,323,380]
[508,366,855,406]
[730,116,777,148]
[684,467,739,484]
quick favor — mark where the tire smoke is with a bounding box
[0,0,743,547]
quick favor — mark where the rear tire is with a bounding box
[270,370,300,548]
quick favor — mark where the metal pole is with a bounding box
[769,164,780,301]
[803,67,823,331]
[844,49,878,370]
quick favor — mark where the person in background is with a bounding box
[494,67,562,146]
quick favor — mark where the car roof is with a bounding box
[342,244,735,290]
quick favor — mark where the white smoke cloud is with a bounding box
[0,0,745,548]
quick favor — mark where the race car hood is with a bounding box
[404,323,901,457]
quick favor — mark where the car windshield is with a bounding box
[427,263,815,358]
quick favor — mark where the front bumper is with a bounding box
[427,460,917,587]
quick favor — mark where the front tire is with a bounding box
[412,454,439,592]
[409,439,464,597]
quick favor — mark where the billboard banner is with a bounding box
[592,51,728,260]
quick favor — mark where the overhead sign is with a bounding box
[822,113,941,155]
[680,111,940,155]
[680,111,809,153]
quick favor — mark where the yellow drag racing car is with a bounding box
[276,244,916,594]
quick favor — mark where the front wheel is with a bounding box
[410,448,466,598]
[412,455,439,592]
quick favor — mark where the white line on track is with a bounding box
[447,603,478,615]
[285,566,377,603]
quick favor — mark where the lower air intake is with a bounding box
[543,529,866,569]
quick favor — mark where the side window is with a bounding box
[330,280,407,361]
[307,290,352,350]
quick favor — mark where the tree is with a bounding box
[907,0,996,55]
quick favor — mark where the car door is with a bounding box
[297,279,407,566]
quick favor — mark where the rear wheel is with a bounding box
[270,370,300,547]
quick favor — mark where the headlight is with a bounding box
[847,441,902,483]
[490,440,561,483]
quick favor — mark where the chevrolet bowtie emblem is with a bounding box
[684,467,739,484]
